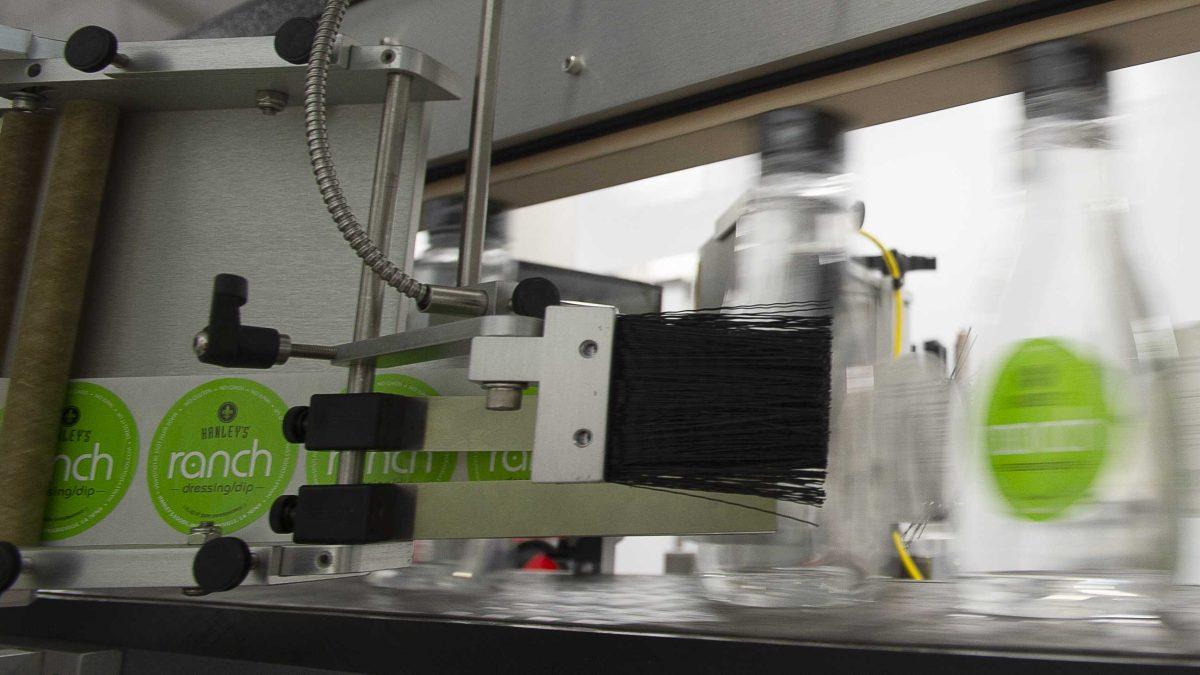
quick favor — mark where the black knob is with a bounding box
[282,406,309,444]
[193,536,253,594]
[196,274,282,369]
[511,277,561,319]
[274,17,318,65]
[65,25,121,73]
[0,542,21,593]
[269,495,298,534]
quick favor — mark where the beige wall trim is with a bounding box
[426,0,1200,208]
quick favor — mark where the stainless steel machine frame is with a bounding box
[0,31,456,593]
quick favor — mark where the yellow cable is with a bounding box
[892,530,925,581]
[857,229,903,358]
[862,229,923,581]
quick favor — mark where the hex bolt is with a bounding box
[483,382,524,411]
[187,521,222,545]
[192,330,209,357]
[256,89,289,115]
[562,54,585,75]
[8,91,44,113]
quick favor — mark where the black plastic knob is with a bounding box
[0,542,21,593]
[511,277,561,319]
[269,495,298,534]
[196,274,282,369]
[274,17,318,65]
[282,406,309,444]
[193,536,253,594]
[65,25,120,73]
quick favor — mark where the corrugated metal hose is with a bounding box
[305,0,428,301]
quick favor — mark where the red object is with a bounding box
[523,552,559,571]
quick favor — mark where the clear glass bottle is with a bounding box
[696,106,887,607]
[955,40,1174,618]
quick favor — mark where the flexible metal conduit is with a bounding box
[305,0,428,302]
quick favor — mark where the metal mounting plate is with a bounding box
[0,37,461,111]
[467,305,615,483]
[8,542,413,592]
[333,315,544,368]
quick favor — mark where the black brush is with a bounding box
[604,301,833,505]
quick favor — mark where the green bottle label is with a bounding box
[305,374,456,484]
[984,338,1112,521]
[38,382,139,540]
[148,378,297,533]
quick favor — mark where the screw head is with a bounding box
[9,91,43,113]
[192,331,209,357]
[255,89,288,115]
[562,54,584,75]
[573,429,593,447]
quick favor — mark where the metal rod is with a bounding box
[392,102,431,334]
[289,343,339,360]
[456,0,503,288]
[337,72,413,485]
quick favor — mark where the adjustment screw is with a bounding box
[64,25,129,73]
[256,89,288,115]
[192,536,255,594]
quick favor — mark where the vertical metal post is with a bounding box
[337,72,413,485]
[456,0,503,288]
[392,102,431,334]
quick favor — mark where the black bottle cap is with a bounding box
[423,196,508,248]
[193,536,253,594]
[759,106,845,176]
[64,25,120,73]
[274,17,318,65]
[1015,38,1108,119]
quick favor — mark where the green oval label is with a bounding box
[984,338,1112,521]
[148,378,297,533]
[305,374,456,484]
[39,382,139,540]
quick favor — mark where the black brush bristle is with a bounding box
[604,302,833,505]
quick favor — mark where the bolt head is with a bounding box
[562,55,585,75]
[192,331,209,357]
[255,89,288,115]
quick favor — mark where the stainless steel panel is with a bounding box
[68,103,416,378]
[341,0,1037,163]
